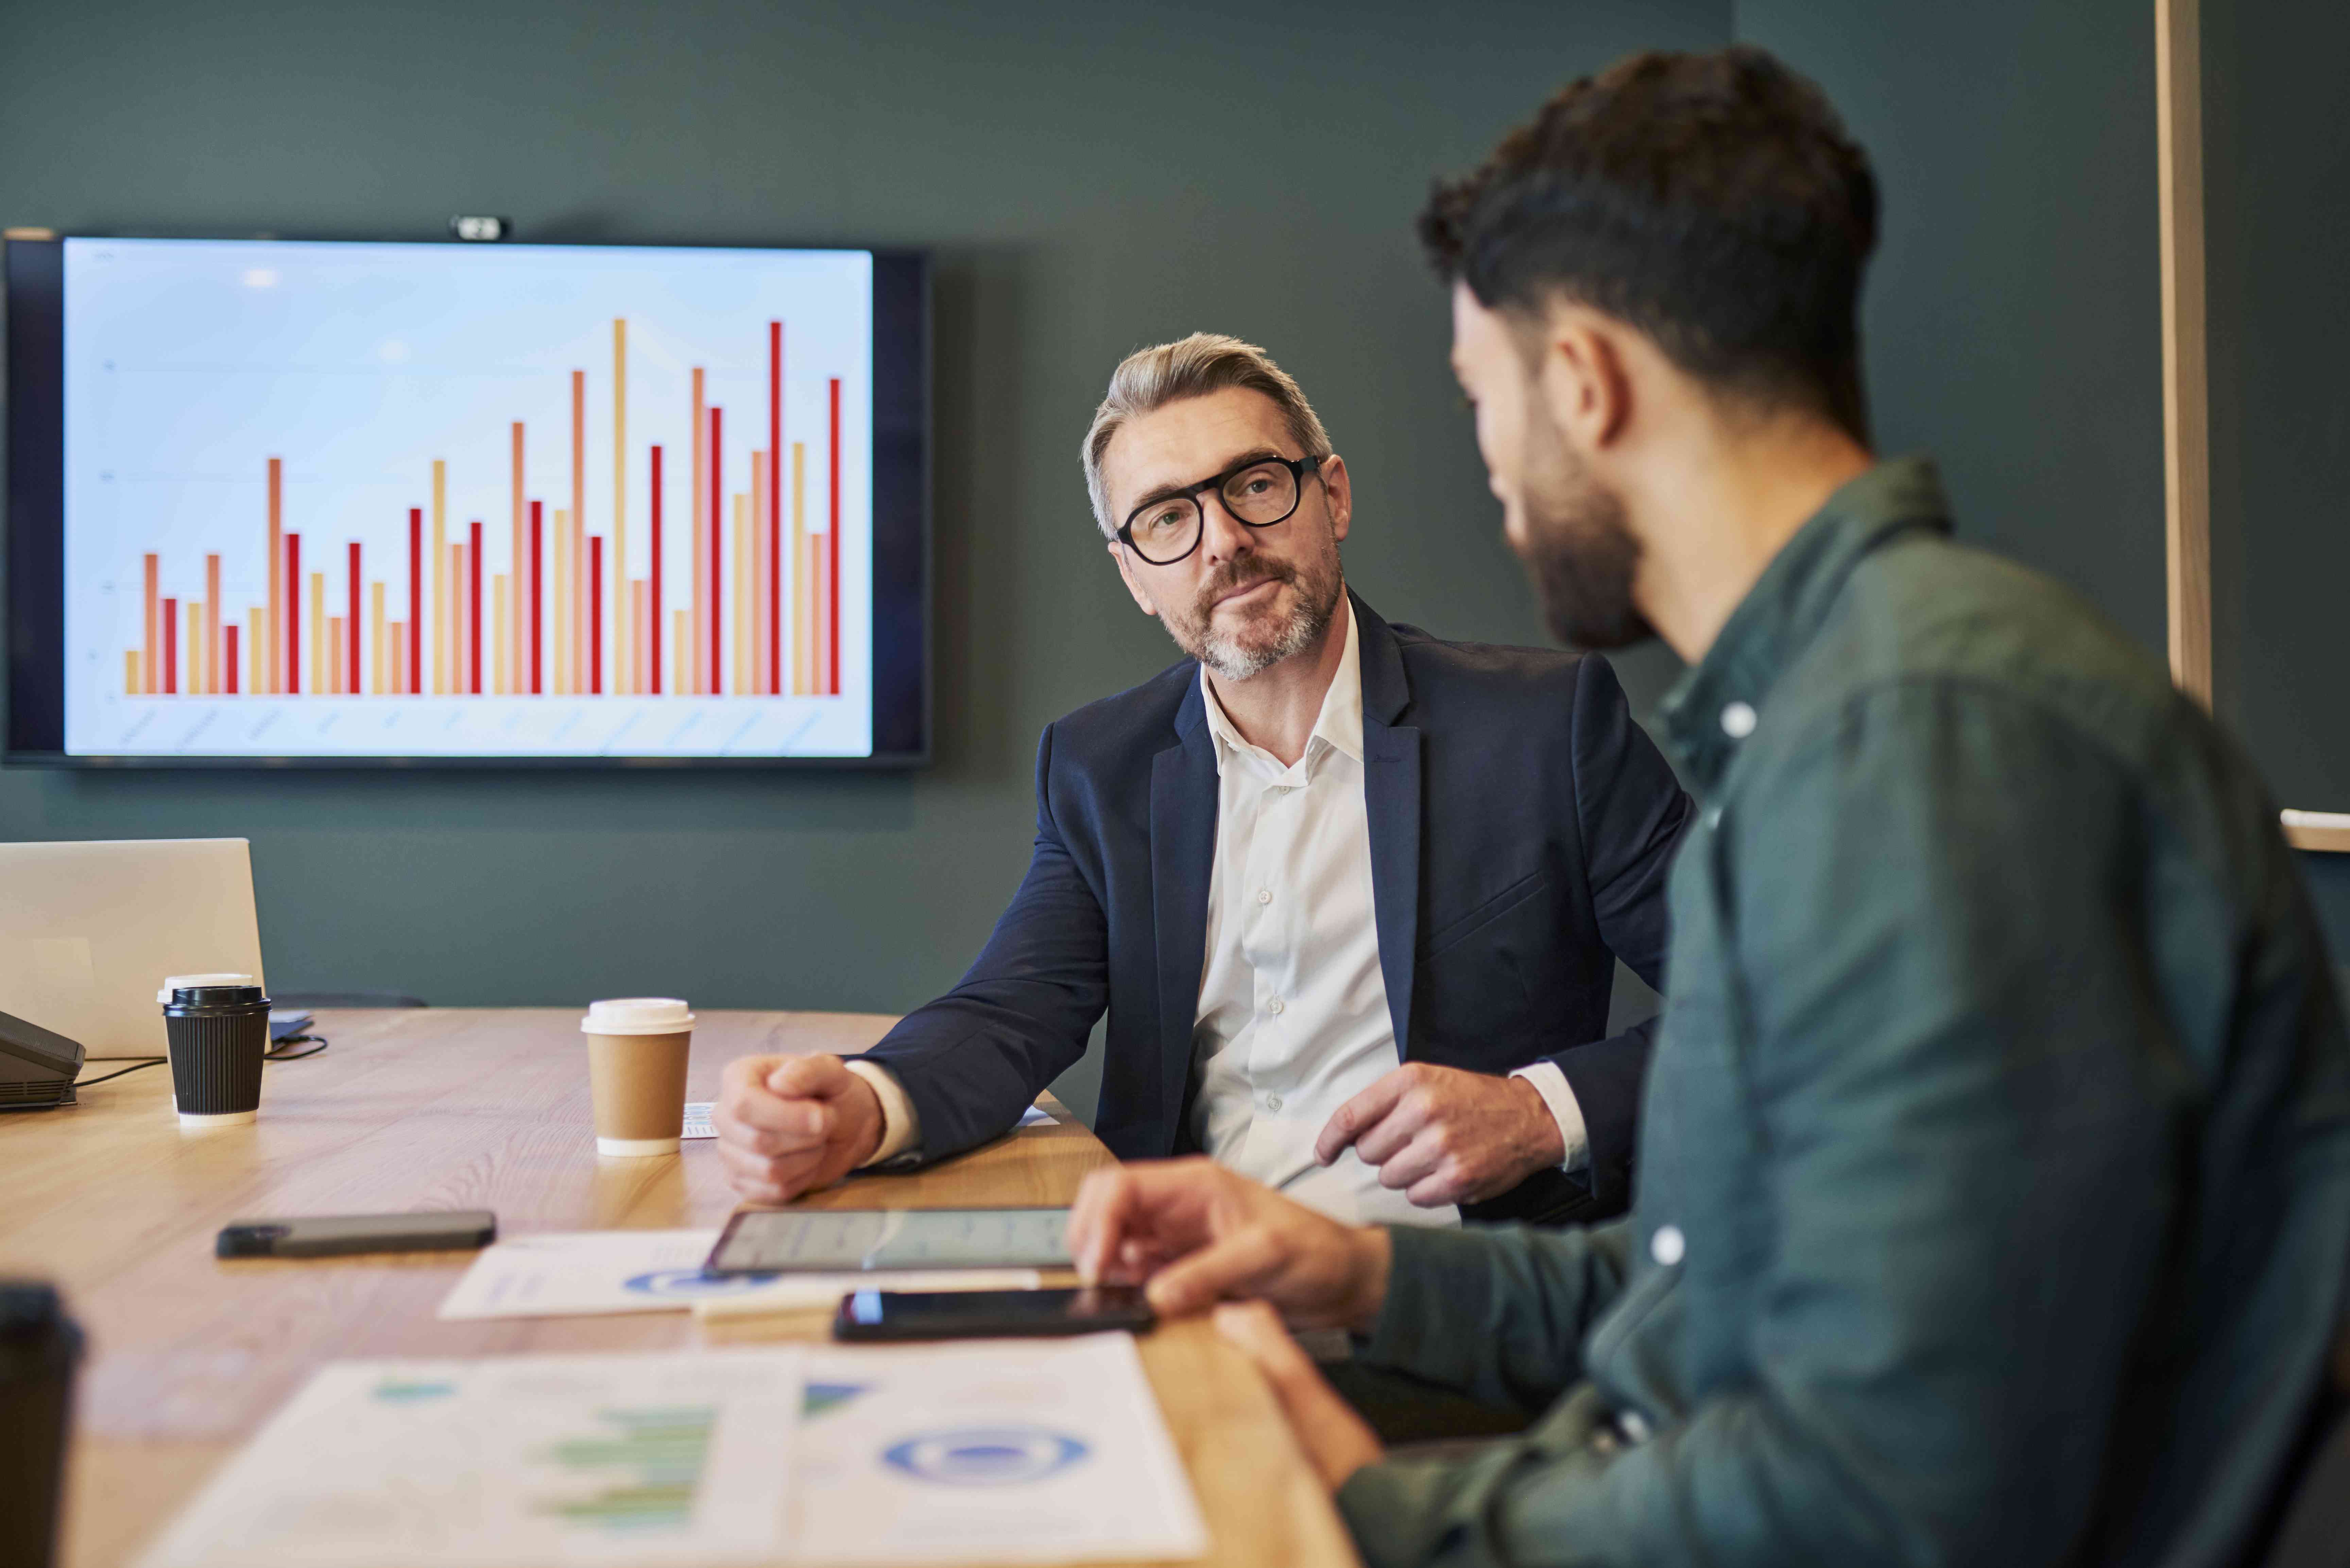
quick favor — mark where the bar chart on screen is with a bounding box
[60,239,874,758]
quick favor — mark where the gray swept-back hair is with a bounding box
[1081,333,1334,539]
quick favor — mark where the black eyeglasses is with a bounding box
[1116,453,1326,566]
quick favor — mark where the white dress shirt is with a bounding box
[853,599,1589,1219]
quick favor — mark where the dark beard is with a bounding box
[1512,409,1654,652]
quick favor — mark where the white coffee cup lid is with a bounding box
[581,998,695,1035]
[158,973,256,1003]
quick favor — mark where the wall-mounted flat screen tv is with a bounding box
[5,236,928,766]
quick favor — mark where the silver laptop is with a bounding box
[0,839,266,1055]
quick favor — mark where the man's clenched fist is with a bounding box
[713,1053,886,1204]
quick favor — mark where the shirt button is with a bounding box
[1650,1224,1686,1267]
[1266,1094,1283,1112]
[1720,701,1757,739]
[1256,889,1272,905]
[1267,997,1285,1015]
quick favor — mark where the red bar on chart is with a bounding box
[407,508,423,696]
[510,421,525,700]
[709,405,722,695]
[590,535,603,696]
[346,542,361,697]
[226,626,239,695]
[650,444,664,696]
[530,500,544,696]
[163,599,178,695]
[828,377,842,695]
[286,534,301,695]
[267,457,283,694]
[769,321,783,695]
[469,521,484,696]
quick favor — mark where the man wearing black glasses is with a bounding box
[715,333,1691,1234]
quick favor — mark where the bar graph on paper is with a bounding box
[60,239,873,757]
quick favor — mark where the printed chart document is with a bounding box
[437,1230,1038,1321]
[794,1333,1208,1565]
[138,1350,803,1568]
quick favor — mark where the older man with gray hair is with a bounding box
[715,333,1691,1237]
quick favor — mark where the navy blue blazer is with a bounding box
[862,594,1692,1222]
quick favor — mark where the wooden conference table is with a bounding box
[0,1009,1360,1568]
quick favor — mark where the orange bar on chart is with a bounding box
[142,553,159,695]
[204,553,222,694]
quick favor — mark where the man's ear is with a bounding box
[1108,541,1159,617]
[1318,454,1353,544]
[1539,306,1634,451]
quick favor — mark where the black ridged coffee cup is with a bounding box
[162,983,270,1127]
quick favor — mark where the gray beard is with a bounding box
[1197,592,1332,681]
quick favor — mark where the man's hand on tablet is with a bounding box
[713,1053,885,1203]
[1065,1157,1392,1331]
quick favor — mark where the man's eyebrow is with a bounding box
[1123,446,1293,515]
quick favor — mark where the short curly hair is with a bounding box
[1421,46,1878,442]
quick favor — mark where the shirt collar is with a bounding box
[1657,455,1954,792]
[1199,596,1364,778]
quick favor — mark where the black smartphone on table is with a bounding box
[216,1209,497,1258]
[833,1285,1155,1342]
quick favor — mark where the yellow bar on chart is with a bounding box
[125,650,140,697]
[673,609,689,703]
[550,508,569,695]
[493,576,510,696]
[247,609,263,696]
[309,573,325,696]
[791,442,809,694]
[371,581,385,695]
[732,494,750,696]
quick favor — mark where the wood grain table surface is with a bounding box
[0,1007,1357,1568]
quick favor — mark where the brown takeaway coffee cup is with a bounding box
[581,998,695,1157]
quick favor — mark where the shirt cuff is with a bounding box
[1509,1061,1590,1174]
[842,1058,922,1167]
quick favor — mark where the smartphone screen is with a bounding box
[834,1286,1154,1341]
[706,1207,1073,1274]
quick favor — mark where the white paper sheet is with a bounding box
[137,1351,803,1568]
[793,1333,1208,1565]
[438,1230,1040,1322]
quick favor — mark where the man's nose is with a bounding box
[1198,492,1256,564]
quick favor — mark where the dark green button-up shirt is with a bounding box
[1337,458,2350,1567]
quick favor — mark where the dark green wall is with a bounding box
[8,0,2338,1123]
[0,0,1725,1119]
